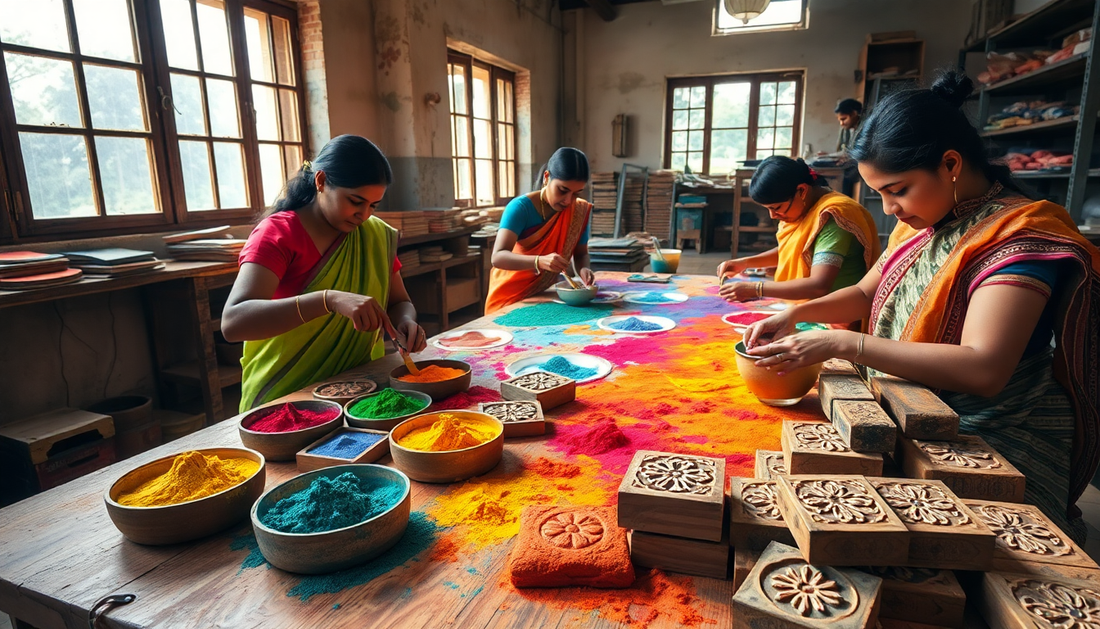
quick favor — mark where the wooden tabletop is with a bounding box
[0,273,822,628]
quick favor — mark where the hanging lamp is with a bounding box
[723,0,771,24]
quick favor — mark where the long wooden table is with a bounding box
[0,273,822,628]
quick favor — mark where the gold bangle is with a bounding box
[856,333,866,361]
[534,255,541,274]
[756,281,764,298]
[322,289,330,314]
[295,295,306,323]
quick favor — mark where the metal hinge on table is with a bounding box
[89,593,136,628]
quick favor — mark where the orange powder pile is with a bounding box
[397,365,466,383]
[396,414,497,451]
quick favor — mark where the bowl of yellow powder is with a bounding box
[105,447,266,545]
[389,411,504,483]
[734,340,822,407]
[389,359,472,402]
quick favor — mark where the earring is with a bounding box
[952,176,958,206]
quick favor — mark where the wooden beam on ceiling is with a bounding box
[584,0,618,21]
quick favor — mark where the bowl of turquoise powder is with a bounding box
[344,388,433,431]
[250,464,411,574]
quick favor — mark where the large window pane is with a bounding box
[760,82,777,106]
[472,119,491,159]
[243,9,274,82]
[710,129,747,174]
[212,142,246,208]
[474,159,493,205]
[97,137,156,215]
[712,82,750,128]
[689,86,706,108]
[73,0,135,62]
[452,117,470,157]
[160,0,199,71]
[757,127,775,153]
[454,159,472,200]
[170,73,205,135]
[776,104,795,126]
[258,143,283,206]
[671,131,687,151]
[85,65,146,131]
[252,84,278,141]
[672,87,690,110]
[497,124,513,159]
[19,133,95,219]
[272,16,295,86]
[672,110,688,131]
[0,0,70,52]
[689,109,705,130]
[283,144,302,178]
[688,131,704,151]
[448,64,467,115]
[196,0,233,76]
[5,54,82,127]
[471,65,490,119]
[775,127,793,150]
[180,140,214,209]
[758,105,775,127]
[670,152,687,171]
[778,81,797,105]
[278,89,299,141]
[206,79,239,137]
[687,151,703,173]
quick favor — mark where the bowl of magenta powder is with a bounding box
[251,464,411,574]
[238,400,344,462]
[344,388,433,431]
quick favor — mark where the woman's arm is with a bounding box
[721,263,841,302]
[572,243,595,285]
[491,229,570,274]
[717,247,780,279]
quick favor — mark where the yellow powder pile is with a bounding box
[117,450,259,507]
[397,414,497,452]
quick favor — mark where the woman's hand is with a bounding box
[720,281,758,303]
[717,259,744,280]
[742,311,797,349]
[578,267,596,286]
[537,253,570,274]
[330,291,397,337]
[747,330,857,374]
[395,317,427,353]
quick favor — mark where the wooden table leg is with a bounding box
[188,277,222,425]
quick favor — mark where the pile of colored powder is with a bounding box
[396,364,466,383]
[560,419,630,455]
[260,471,404,534]
[347,388,429,419]
[397,413,497,451]
[430,385,502,411]
[724,311,772,326]
[631,292,675,303]
[307,432,385,459]
[248,402,337,433]
[609,316,663,331]
[539,355,598,380]
[494,301,612,327]
[117,450,258,507]
[438,331,497,348]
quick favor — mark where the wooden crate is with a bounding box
[899,435,1025,502]
[871,376,958,440]
[295,427,390,472]
[977,571,1100,629]
[478,401,545,437]
[755,449,787,480]
[617,450,725,542]
[782,420,884,475]
[629,529,730,579]
[963,499,1100,577]
[860,566,966,629]
[728,477,795,551]
[500,371,576,410]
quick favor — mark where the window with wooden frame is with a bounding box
[665,73,803,176]
[713,0,809,35]
[447,51,515,208]
[0,0,306,242]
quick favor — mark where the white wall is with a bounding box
[579,0,974,172]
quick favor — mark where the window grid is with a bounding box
[447,50,515,208]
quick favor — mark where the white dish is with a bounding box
[592,291,623,304]
[431,328,513,351]
[721,310,775,332]
[621,291,689,305]
[505,353,613,384]
[596,315,676,334]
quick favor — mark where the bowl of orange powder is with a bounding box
[238,400,344,462]
[389,359,472,402]
[389,411,504,483]
[105,447,266,545]
[734,340,822,407]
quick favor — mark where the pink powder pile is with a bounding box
[248,403,337,433]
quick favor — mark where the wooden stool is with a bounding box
[677,229,702,253]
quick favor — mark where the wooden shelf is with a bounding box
[400,254,480,279]
[964,0,1095,52]
[1013,167,1100,178]
[980,115,1079,137]
[396,226,478,248]
[162,361,242,389]
[981,54,1088,96]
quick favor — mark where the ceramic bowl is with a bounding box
[649,249,682,274]
[343,389,433,431]
[251,464,411,574]
[554,281,599,306]
[105,447,266,545]
[311,380,378,406]
[389,411,504,483]
[238,400,344,462]
[734,340,822,406]
[389,359,472,402]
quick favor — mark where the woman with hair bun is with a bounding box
[486,147,594,313]
[222,135,427,411]
[743,71,1100,538]
[716,156,880,303]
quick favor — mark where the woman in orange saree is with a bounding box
[485,148,594,314]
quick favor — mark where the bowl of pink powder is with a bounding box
[238,400,344,462]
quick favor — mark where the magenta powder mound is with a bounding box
[248,403,338,433]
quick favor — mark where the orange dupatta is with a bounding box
[485,193,592,314]
[774,191,881,282]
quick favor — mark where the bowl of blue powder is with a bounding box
[250,464,411,574]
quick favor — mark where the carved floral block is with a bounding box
[629,529,730,579]
[978,571,1100,629]
[870,376,959,440]
[499,370,575,409]
[617,450,726,541]
[775,475,910,566]
[782,421,884,476]
[509,505,634,588]
[819,373,875,420]
[962,499,1100,578]
[729,477,795,551]
[478,400,545,437]
[755,449,787,480]
[832,400,897,454]
[859,566,966,629]
[900,435,1026,502]
[732,541,883,629]
[869,478,995,571]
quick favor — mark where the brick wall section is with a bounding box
[298,0,324,73]
[297,0,330,154]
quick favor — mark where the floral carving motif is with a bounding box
[540,512,604,550]
[794,479,886,524]
[482,402,538,423]
[919,441,1001,469]
[632,455,715,494]
[792,423,850,452]
[1012,579,1100,629]
[876,482,970,526]
[972,505,1071,556]
[771,565,844,616]
[763,452,787,476]
[742,482,782,521]
[512,371,570,391]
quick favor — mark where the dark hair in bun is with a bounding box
[848,69,1026,195]
[749,156,827,204]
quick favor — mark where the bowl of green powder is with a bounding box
[344,388,433,431]
[250,464,411,574]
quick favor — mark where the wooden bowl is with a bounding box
[105,447,266,545]
[343,389,433,431]
[251,464,411,574]
[312,380,378,406]
[389,411,504,483]
[554,281,598,306]
[734,340,822,406]
[389,359,472,402]
[238,400,344,461]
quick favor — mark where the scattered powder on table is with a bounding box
[430,385,501,411]
[348,388,428,419]
[560,419,630,456]
[493,302,612,327]
[396,364,466,383]
[439,331,497,348]
[397,413,497,451]
[631,292,675,303]
[307,432,385,459]
[248,403,337,433]
[117,450,258,507]
[609,317,663,332]
[539,356,598,380]
[724,311,771,326]
[260,471,404,534]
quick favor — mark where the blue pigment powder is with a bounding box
[307,432,384,459]
[631,292,675,303]
[260,472,404,534]
[539,355,598,380]
[609,316,663,331]
[493,301,612,327]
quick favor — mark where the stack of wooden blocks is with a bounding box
[426,208,465,233]
[375,211,429,237]
[643,170,677,242]
[590,172,619,237]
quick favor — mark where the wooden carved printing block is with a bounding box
[978,571,1100,629]
[617,450,726,542]
[860,566,966,629]
[900,434,1026,502]
[819,373,875,420]
[729,477,795,551]
[499,370,575,410]
[871,376,959,440]
[782,421,884,475]
[832,400,897,454]
[755,449,787,480]
[478,400,545,437]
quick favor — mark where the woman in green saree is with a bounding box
[222,135,426,411]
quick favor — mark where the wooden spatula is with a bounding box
[393,338,420,375]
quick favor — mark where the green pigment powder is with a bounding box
[494,302,613,327]
[259,472,405,534]
[348,388,428,419]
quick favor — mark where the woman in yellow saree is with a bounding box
[717,156,880,302]
[222,135,427,411]
[485,147,594,314]
[743,72,1100,539]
